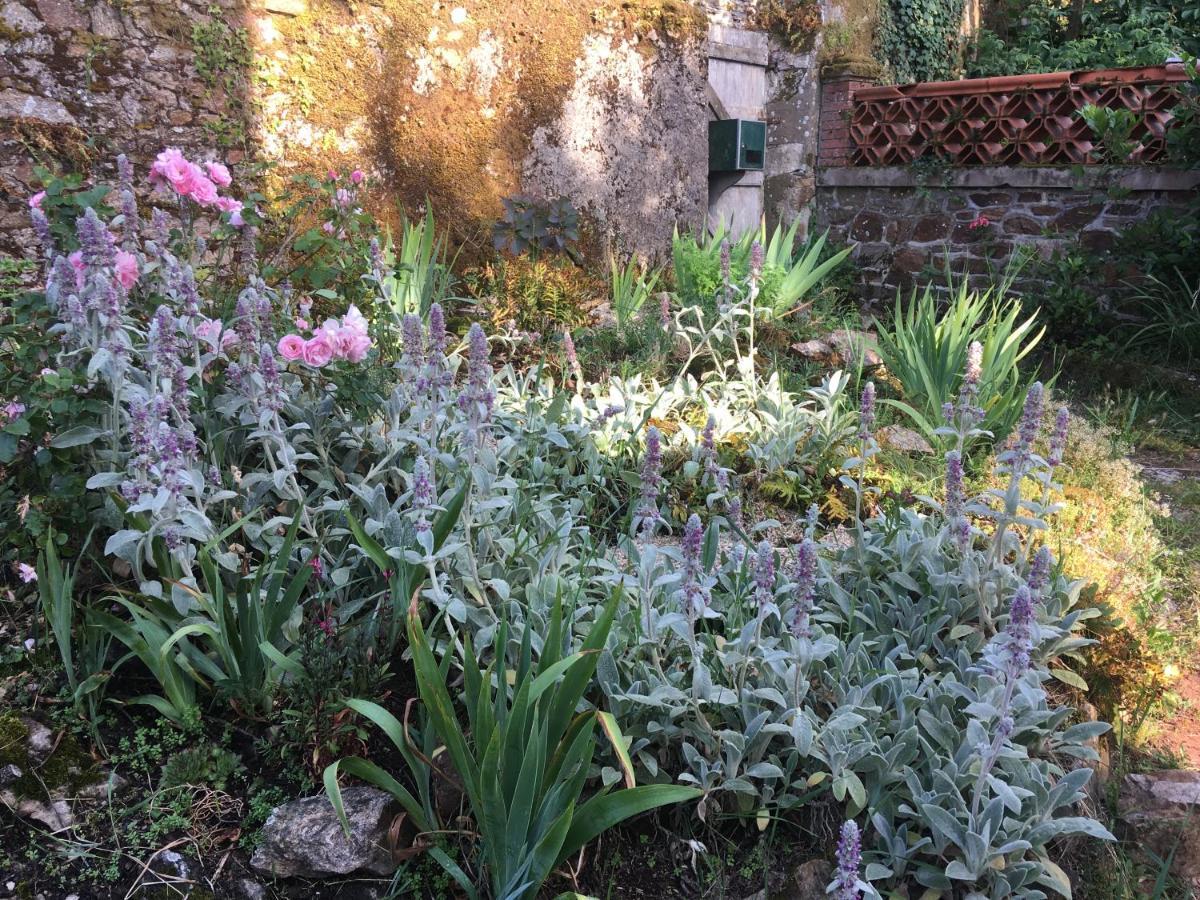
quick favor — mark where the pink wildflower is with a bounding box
[16,563,37,584]
[350,169,364,184]
[28,191,45,210]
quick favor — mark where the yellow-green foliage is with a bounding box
[469,256,602,334]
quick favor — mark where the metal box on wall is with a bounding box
[708,118,766,172]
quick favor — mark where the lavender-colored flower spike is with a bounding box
[428,303,448,356]
[834,820,863,900]
[944,450,964,518]
[681,513,709,618]
[749,240,764,283]
[753,540,775,610]
[637,425,664,535]
[858,381,876,439]
[790,538,817,638]
[412,455,434,532]
[659,292,671,329]
[1048,406,1069,468]
[76,207,116,276]
[700,414,728,490]
[1028,546,1052,597]
[402,313,425,368]
[30,207,54,262]
[954,340,985,426]
[1016,382,1045,462]
[720,240,731,284]
[1002,585,1036,680]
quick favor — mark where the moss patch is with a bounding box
[0,712,98,801]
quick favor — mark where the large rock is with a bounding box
[742,859,832,900]
[878,425,934,454]
[825,329,882,369]
[0,89,75,126]
[1118,770,1200,879]
[250,786,399,878]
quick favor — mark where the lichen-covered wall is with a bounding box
[0,0,249,255]
[242,0,714,261]
[1,0,762,262]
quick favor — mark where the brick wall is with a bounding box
[817,71,876,168]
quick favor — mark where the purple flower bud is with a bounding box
[945,450,964,518]
[858,381,876,439]
[942,401,955,425]
[428,303,448,357]
[30,207,54,261]
[753,540,775,609]
[834,820,863,900]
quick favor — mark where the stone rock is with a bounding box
[1118,770,1200,879]
[34,0,85,30]
[790,338,833,362]
[263,0,307,14]
[250,786,399,878]
[824,329,881,368]
[0,89,75,126]
[1,2,45,34]
[878,425,933,454]
[788,859,833,898]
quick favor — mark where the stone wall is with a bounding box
[813,166,1200,302]
[0,0,246,256]
[1,0,746,262]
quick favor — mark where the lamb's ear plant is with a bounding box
[324,589,701,900]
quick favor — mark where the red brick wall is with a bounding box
[817,73,877,168]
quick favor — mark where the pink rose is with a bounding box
[278,334,306,361]
[151,148,198,196]
[68,250,85,289]
[341,331,372,363]
[302,334,335,367]
[114,250,139,290]
[28,191,45,210]
[350,169,364,184]
[205,161,232,188]
[215,196,241,214]
[341,304,368,335]
[187,168,219,206]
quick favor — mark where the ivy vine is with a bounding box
[877,0,967,84]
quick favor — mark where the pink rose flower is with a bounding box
[205,161,232,188]
[341,331,372,363]
[29,191,45,210]
[151,148,198,196]
[187,169,219,206]
[341,304,368,335]
[302,334,335,367]
[215,196,242,214]
[278,334,306,361]
[294,317,309,331]
[114,250,139,290]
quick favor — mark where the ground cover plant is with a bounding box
[0,149,1192,900]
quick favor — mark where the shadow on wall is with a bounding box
[259,0,710,262]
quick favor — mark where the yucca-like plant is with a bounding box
[874,280,1045,448]
[757,221,853,319]
[608,251,662,329]
[377,208,453,320]
[325,590,701,900]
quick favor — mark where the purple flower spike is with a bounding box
[1016,382,1045,462]
[1049,406,1069,468]
[749,241,764,283]
[412,455,434,532]
[753,540,775,610]
[1003,585,1036,680]
[834,820,863,900]
[858,381,876,439]
[637,425,664,535]
[790,538,817,638]
[945,450,964,519]
[681,513,709,618]
[1028,546,1052,597]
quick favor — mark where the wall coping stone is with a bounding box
[817,166,1200,192]
[707,26,769,67]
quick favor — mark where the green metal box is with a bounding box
[708,118,766,172]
